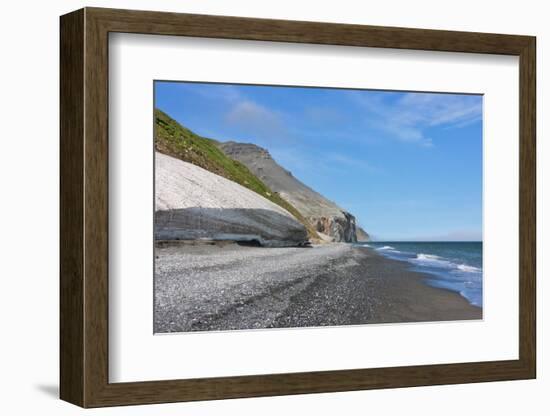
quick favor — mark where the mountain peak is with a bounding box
[218,140,362,243]
[154,109,369,243]
[220,141,272,160]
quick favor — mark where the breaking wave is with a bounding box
[362,242,483,307]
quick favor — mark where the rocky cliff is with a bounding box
[155,152,308,247]
[219,142,361,243]
[155,109,320,241]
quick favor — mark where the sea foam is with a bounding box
[457,264,482,273]
[367,242,483,307]
[411,253,454,268]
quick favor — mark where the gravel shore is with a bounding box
[154,242,482,333]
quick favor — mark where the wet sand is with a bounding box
[154,242,482,333]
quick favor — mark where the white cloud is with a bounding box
[225,100,287,140]
[352,91,482,147]
[397,93,482,127]
[183,83,243,103]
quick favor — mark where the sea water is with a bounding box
[356,241,483,307]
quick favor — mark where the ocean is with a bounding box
[356,241,483,307]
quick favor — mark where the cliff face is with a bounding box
[155,152,308,247]
[219,142,362,243]
[155,109,320,241]
[310,212,357,243]
[154,109,370,245]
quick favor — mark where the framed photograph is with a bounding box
[60,7,536,408]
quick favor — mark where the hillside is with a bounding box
[155,152,308,247]
[219,142,362,243]
[154,109,320,241]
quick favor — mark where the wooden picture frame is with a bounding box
[60,7,536,408]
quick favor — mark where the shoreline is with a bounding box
[154,242,482,333]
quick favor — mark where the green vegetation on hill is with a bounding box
[155,109,320,241]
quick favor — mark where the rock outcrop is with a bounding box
[155,108,319,241]
[219,142,361,243]
[155,152,308,247]
[310,212,357,243]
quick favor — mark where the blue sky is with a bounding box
[155,81,483,241]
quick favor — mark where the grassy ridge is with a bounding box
[155,109,320,241]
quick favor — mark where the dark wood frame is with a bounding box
[60,7,536,408]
